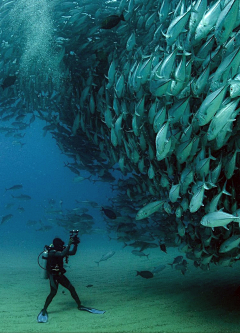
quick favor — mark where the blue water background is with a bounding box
[0,118,114,252]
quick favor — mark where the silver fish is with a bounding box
[95,251,115,266]
[200,211,240,228]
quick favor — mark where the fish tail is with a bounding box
[120,13,125,21]
[146,254,150,260]
[136,271,139,276]
[168,263,173,268]
[95,261,100,266]
[222,180,231,196]
[208,149,215,161]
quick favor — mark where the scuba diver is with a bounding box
[37,230,105,323]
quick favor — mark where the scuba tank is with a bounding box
[38,244,53,279]
[42,249,49,279]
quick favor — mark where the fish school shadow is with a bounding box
[131,273,240,322]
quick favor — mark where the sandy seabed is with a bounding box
[1,237,240,333]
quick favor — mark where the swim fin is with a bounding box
[37,309,48,323]
[79,305,105,314]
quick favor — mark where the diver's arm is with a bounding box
[68,244,78,255]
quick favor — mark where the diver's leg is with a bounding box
[42,275,59,314]
[58,275,81,307]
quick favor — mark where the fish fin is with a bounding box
[230,79,240,84]
[79,306,105,314]
[222,180,231,196]
[37,310,48,323]
[161,30,169,38]
[208,148,216,161]
[202,246,209,255]
[120,13,125,21]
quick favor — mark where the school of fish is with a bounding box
[1,0,240,270]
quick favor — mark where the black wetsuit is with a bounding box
[43,244,81,312]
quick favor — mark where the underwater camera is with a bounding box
[70,230,80,245]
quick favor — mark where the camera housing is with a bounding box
[70,230,80,245]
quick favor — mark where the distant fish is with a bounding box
[168,256,184,268]
[152,264,166,274]
[72,207,89,213]
[95,251,115,265]
[100,13,125,29]
[77,200,99,208]
[17,206,25,213]
[45,209,63,215]
[36,225,53,231]
[86,284,93,288]
[5,185,23,193]
[5,202,15,209]
[159,240,167,254]
[26,220,38,226]
[175,260,188,275]
[73,175,91,182]
[136,200,164,220]
[11,194,31,200]
[136,270,154,279]
[1,214,13,225]
[219,235,240,253]
[91,228,108,235]
[140,242,158,251]
[194,261,201,269]
[1,75,17,90]
[131,250,149,259]
[101,207,117,219]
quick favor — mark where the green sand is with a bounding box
[1,239,240,333]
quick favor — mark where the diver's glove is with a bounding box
[68,238,74,246]
[75,236,80,245]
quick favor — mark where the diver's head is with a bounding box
[53,238,65,251]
